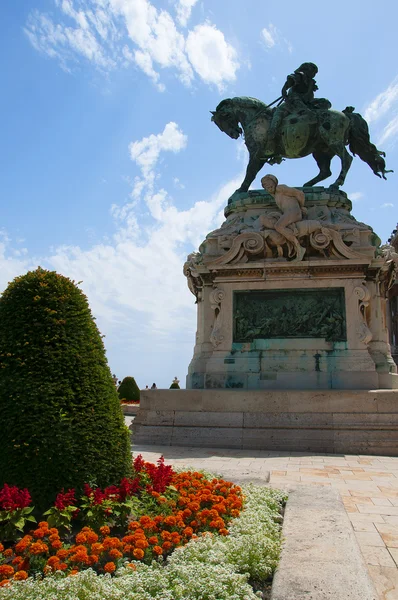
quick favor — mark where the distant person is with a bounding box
[145,385,149,389]
[151,383,157,390]
[112,373,118,386]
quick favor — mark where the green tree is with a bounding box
[0,268,131,510]
[118,377,140,403]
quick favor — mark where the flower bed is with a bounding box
[120,399,140,405]
[0,457,286,599]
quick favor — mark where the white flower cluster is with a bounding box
[0,485,287,600]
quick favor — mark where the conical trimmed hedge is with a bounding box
[0,268,132,510]
[118,377,140,402]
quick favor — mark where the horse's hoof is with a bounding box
[328,183,340,190]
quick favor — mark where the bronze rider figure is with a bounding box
[265,62,330,156]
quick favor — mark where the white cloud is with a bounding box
[381,203,394,208]
[185,23,239,91]
[25,0,239,90]
[377,115,398,146]
[129,121,187,179]
[175,0,199,27]
[349,191,364,202]
[364,77,398,124]
[261,23,292,53]
[173,177,185,189]
[364,76,398,147]
[262,24,277,48]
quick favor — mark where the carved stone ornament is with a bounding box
[206,223,363,266]
[183,252,203,302]
[354,282,372,344]
[209,288,225,348]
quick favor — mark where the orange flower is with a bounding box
[51,540,62,550]
[152,546,163,555]
[49,528,59,535]
[29,542,49,555]
[88,555,99,565]
[122,535,135,544]
[3,549,13,558]
[126,563,137,570]
[171,533,181,544]
[0,580,11,587]
[91,543,104,554]
[148,536,158,545]
[100,526,110,536]
[57,563,68,571]
[56,549,69,560]
[39,521,49,529]
[127,521,140,531]
[0,543,4,553]
[132,548,144,560]
[103,537,122,550]
[47,556,60,568]
[15,536,32,554]
[162,541,172,551]
[86,530,98,544]
[109,549,123,560]
[75,532,87,544]
[13,571,28,581]
[104,562,116,573]
[33,529,46,538]
[0,565,14,579]
[69,569,79,576]
[134,539,148,550]
[12,557,23,567]
[183,527,193,537]
[163,516,176,527]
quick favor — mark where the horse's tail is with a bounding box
[344,107,393,180]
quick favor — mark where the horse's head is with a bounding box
[211,99,242,140]
[369,150,394,180]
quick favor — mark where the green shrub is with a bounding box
[0,267,132,510]
[118,377,140,402]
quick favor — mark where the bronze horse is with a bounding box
[211,96,391,193]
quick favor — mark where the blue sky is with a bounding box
[1,0,398,388]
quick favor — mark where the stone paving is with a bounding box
[132,444,398,600]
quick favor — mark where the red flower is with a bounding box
[119,477,140,501]
[54,489,76,510]
[133,454,145,473]
[0,484,32,511]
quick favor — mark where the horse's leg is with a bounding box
[237,153,266,192]
[304,151,332,187]
[329,144,353,189]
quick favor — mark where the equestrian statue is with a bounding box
[211,62,392,193]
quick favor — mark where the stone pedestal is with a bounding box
[184,187,398,390]
[131,389,398,455]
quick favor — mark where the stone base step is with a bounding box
[131,389,398,455]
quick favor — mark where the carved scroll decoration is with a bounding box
[354,282,372,344]
[209,288,225,348]
[207,232,265,266]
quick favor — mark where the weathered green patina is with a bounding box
[233,288,346,343]
[211,63,392,194]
